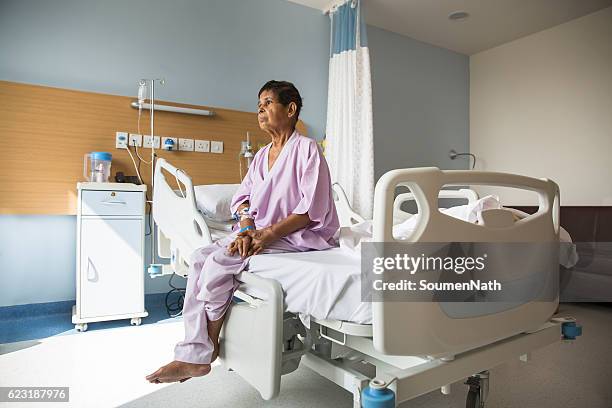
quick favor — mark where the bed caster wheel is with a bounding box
[130,317,142,326]
[465,371,489,408]
[75,323,88,332]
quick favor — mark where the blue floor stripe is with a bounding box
[0,300,74,319]
[0,293,182,344]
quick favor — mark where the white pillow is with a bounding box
[193,184,240,222]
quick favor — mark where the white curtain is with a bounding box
[326,0,374,219]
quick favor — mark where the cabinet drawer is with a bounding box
[81,190,144,216]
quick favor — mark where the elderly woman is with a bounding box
[146,80,339,383]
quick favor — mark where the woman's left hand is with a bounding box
[238,227,279,256]
[227,234,253,258]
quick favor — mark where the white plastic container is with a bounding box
[84,152,112,183]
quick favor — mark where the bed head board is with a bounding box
[371,167,560,357]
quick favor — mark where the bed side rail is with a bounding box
[153,158,214,262]
[333,182,366,227]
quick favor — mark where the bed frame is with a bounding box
[152,158,579,407]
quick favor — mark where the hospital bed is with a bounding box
[152,158,580,408]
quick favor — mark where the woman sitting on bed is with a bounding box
[146,80,339,383]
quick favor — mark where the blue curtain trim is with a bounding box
[331,0,368,55]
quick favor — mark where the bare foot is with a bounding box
[178,343,219,383]
[208,315,225,363]
[211,339,220,362]
[146,361,211,384]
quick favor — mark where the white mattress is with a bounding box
[243,248,371,325]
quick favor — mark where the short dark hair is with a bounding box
[258,80,303,120]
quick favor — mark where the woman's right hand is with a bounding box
[227,234,253,258]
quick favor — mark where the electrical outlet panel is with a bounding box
[195,140,210,152]
[211,141,224,154]
[162,137,178,151]
[143,135,161,149]
[115,131,128,149]
[179,138,194,151]
[128,133,143,147]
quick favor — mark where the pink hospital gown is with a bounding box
[174,130,339,364]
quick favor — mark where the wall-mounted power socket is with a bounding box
[211,140,224,154]
[178,138,194,151]
[143,135,161,149]
[161,137,178,151]
[115,131,128,149]
[128,133,143,147]
[195,140,210,152]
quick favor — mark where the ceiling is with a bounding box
[287,0,612,54]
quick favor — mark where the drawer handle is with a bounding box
[86,258,99,282]
[101,200,127,205]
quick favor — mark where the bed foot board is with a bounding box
[218,273,284,400]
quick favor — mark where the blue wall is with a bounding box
[368,26,470,178]
[0,0,469,306]
[0,0,330,307]
[0,0,330,138]
[0,215,171,307]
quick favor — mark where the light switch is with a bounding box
[211,141,224,154]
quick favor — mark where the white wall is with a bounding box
[470,7,612,206]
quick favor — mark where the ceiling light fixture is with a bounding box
[448,10,470,21]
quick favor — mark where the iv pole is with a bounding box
[145,78,165,276]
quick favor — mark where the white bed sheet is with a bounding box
[205,195,576,326]
[243,248,371,325]
[239,214,577,327]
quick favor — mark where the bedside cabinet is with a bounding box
[72,182,148,332]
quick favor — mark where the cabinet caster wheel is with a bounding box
[466,389,480,408]
[75,323,88,332]
[130,317,142,326]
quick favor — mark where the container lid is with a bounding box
[90,152,112,161]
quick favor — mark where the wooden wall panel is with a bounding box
[0,81,307,214]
